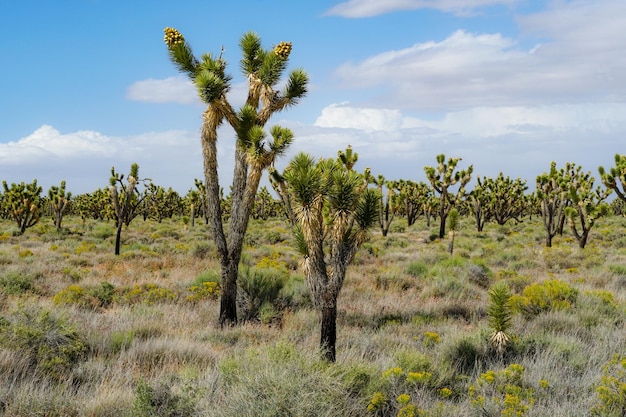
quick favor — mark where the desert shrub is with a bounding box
[365,364,449,417]
[53,285,90,308]
[91,223,115,240]
[279,273,310,308]
[443,333,488,375]
[132,379,195,417]
[0,271,36,295]
[591,354,626,417]
[498,269,533,293]
[0,309,87,380]
[510,279,579,319]
[264,230,284,244]
[191,241,213,259]
[120,284,178,305]
[466,261,493,288]
[238,265,288,321]
[210,342,359,417]
[389,222,406,233]
[186,281,220,303]
[109,330,135,354]
[468,364,543,416]
[89,281,116,307]
[186,270,221,303]
[53,281,117,309]
[382,236,409,248]
[542,246,580,271]
[375,269,414,291]
[406,261,428,278]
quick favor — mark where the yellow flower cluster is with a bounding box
[366,391,386,412]
[273,41,292,59]
[163,27,184,47]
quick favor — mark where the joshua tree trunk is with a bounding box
[320,298,338,362]
[115,224,123,256]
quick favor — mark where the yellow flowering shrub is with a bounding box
[468,364,534,416]
[510,279,578,318]
[120,283,178,305]
[592,354,626,416]
[186,281,220,303]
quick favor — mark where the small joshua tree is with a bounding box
[48,181,72,231]
[563,163,611,249]
[109,163,149,255]
[424,154,473,238]
[488,281,513,357]
[2,179,42,234]
[599,153,626,202]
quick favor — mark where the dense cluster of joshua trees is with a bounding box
[2,28,625,361]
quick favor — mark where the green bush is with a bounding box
[89,281,116,307]
[132,379,195,417]
[238,266,288,321]
[406,261,428,278]
[0,271,36,295]
[0,309,87,380]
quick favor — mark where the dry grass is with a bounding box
[0,214,624,416]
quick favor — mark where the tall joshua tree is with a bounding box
[283,152,378,362]
[424,154,473,238]
[164,28,308,325]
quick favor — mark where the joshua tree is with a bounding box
[599,153,626,202]
[337,144,359,171]
[48,181,72,231]
[109,163,149,255]
[2,179,42,234]
[164,28,308,325]
[469,174,528,231]
[563,163,611,248]
[424,154,473,238]
[536,162,568,248]
[283,152,378,362]
[366,172,397,237]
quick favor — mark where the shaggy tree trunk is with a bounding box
[219,259,239,326]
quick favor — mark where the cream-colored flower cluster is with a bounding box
[273,41,292,59]
[163,27,184,47]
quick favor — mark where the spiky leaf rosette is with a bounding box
[487,281,513,356]
[163,27,198,77]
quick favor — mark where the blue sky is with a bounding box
[1,0,625,194]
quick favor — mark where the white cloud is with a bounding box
[300,102,624,185]
[333,0,626,110]
[325,0,518,18]
[0,125,237,194]
[126,76,199,104]
[315,103,404,131]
